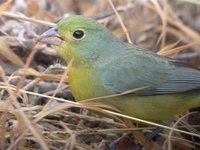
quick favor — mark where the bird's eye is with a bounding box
[72,30,85,39]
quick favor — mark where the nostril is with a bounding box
[54,28,58,32]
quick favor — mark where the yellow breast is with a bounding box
[68,66,100,101]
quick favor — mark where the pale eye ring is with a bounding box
[72,30,85,39]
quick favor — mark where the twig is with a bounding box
[107,0,132,44]
[2,11,56,27]
[92,2,136,20]
[0,85,199,138]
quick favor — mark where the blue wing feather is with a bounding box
[100,46,200,95]
[155,59,200,94]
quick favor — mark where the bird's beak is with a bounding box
[39,26,63,46]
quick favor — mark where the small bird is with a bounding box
[41,15,200,123]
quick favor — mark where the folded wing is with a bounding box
[100,47,200,96]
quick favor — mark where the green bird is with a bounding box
[41,15,200,123]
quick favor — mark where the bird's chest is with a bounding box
[68,67,103,101]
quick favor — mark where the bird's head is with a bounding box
[41,15,119,65]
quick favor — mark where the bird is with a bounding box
[40,15,200,124]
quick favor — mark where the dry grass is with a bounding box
[0,0,200,149]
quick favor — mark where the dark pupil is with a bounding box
[73,30,84,39]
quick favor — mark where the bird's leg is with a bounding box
[147,127,163,141]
